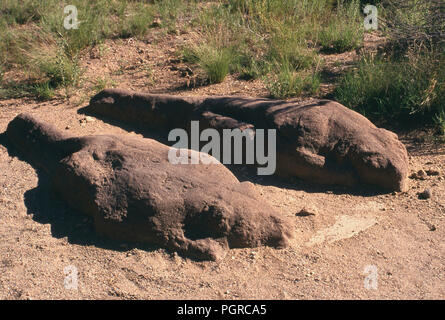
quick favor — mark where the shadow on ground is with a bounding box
[227,165,386,197]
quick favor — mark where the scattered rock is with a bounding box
[87,89,410,192]
[296,205,318,217]
[426,169,440,176]
[410,170,427,180]
[180,67,193,77]
[170,66,193,77]
[79,116,96,124]
[5,113,293,261]
[151,18,162,28]
[85,116,95,123]
[418,189,432,200]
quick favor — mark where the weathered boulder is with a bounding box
[87,89,409,191]
[6,113,292,260]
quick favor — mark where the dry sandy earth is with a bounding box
[0,34,444,300]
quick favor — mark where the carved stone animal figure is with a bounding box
[87,89,409,191]
[6,113,292,260]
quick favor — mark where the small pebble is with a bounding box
[410,170,427,180]
[151,18,162,27]
[85,116,95,123]
[418,189,432,200]
[296,205,318,216]
[426,169,440,176]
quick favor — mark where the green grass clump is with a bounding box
[34,49,81,88]
[0,0,163,100]
[1,0,367,100]
[333,0,445,133]
[0,0,48,24]
[41,0,121,58]
[434,111,445,136]
[33,82,56,101]
[183,0,361,93]
[184,43,234,84]
[93,77,117,93]
[334,49,445,127]
[318,0,364,53]
[202,48,232,84]
[119,3,154,38]
[267,62,321,99]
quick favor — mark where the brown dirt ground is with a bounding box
[0,31,444,300]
